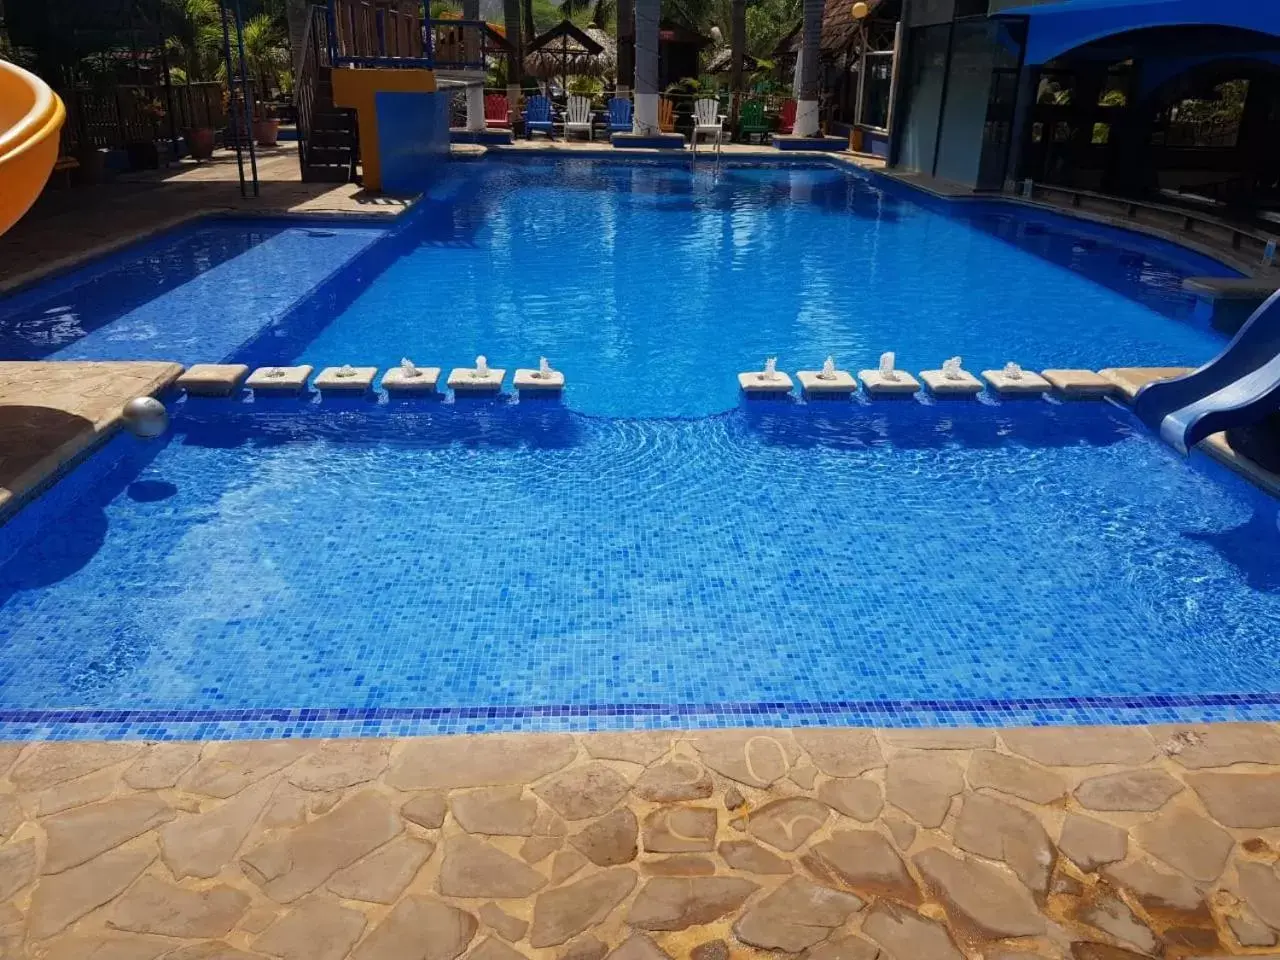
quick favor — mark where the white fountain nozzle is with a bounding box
[474,355,489,378]
[535,356,553,379]
[879,351,899,382]
[942,356,963,380]
[264,366,285,379]
[401,357,421,377]
[337,363,357,378]
[1003,361,1023,380]
[818,356,837,380]
[763,357,779,381]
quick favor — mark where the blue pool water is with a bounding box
[0,156,1275,740]
[0,400,1279,739]
[0,157,1236,418]
[299,158,1234,417]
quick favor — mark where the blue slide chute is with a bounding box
[1134,288,1280,454]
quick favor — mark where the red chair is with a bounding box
[484,94,510,128]
[777,99,797,135]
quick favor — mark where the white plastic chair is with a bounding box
[564,95,594,140]
[691,98,724,147]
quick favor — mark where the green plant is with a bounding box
[567,75,603,96]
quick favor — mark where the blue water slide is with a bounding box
[1134,288,1280,454]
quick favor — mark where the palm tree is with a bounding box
[617,0,634,95]
[240,13,290,98]
[503,0,524,130]
[730,0,745,121]
[285,0,309,88]
[462,0,484,130]
[633,0,658,131]
[794,0,820,135]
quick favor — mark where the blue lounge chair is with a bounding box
[525,95,555,139]
[607,97,633,134]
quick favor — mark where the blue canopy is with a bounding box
[996,0,1280,65]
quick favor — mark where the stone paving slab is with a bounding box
[5,724,1280,958]
[0,360,183,515]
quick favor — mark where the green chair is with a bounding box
[737,99,771,143]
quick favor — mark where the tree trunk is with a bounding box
[730,0,746,126]
[504,0,525,131]
[795,0,822,136]
[617,0,635,96]
[633,0,658,131]
[463,0,485,131]
[523,0,535,53]
[285,0,309,92]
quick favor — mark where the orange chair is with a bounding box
[777,99,797,135]
[658,97,675,133]
[484,93,510,128]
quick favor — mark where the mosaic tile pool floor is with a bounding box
[1,400,1279,740]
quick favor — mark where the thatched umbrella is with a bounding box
[524,20,614,89]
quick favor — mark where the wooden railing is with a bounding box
[60,82,227,151]
[330,0,430,66]
[296,5,329,171]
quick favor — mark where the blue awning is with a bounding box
[996,0,1280,65]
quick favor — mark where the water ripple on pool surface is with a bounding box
[296,158,1233,419]
[0,401,1278,726]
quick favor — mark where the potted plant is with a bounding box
[254,103,280,146]
[186,125,216,159]
[126,98,166,170]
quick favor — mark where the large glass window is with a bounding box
[897,24,950,174]
[859,52,893,131]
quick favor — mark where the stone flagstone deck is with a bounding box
[6,725,1280,958]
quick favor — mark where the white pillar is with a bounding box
[507,82,522,130]
[635,93,659,133]
[466,82,486,131]
[794,100,819,137]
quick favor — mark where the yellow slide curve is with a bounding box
[0,59,65,237]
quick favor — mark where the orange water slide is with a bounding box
[0,59,65,236]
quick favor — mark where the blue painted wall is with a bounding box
[375,90,451,194]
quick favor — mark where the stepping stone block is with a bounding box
[1042,369,1115,399]
[858,370,920,397]
[1097,366,1193,402]
[737,371,794,397]
[314,366,377,395]
[382,366,441,395]
[176,364,249,398]
[982,369,1051,396]
[514,369,566,395]
[246,365,313,395]
[921,369,983,397]
[448,367,506,395]
[797,369,857,399]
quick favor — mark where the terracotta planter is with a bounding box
[254,119,280,146]
[187,127,216,159]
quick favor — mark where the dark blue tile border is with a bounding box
[4,690,1280,740]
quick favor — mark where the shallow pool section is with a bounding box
[300,158,1234,417]
[0,220,388,362]
[2,401,1278,739]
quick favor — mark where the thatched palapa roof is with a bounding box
[774,0,891,59]
[524,20,615,80]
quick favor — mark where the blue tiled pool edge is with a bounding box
[5,692,1280,741]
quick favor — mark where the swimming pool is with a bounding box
[2,155,1276,740]
[0,156,1235,418]
[0,398,1278,740]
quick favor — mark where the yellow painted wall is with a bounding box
[331,68,438,191]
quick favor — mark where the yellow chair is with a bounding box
[659,97,675,133]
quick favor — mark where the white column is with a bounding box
[466,82,486,131]
[633,0,659,133]
[794,100,819,137]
